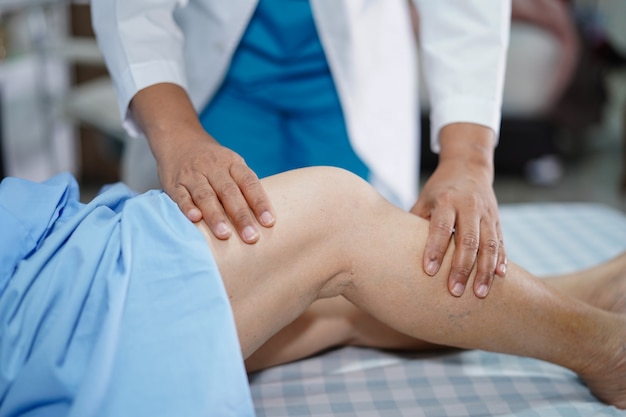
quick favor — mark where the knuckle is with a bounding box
[171,188,191,205]
[218,180,240,198]
[435,190,453,205]
[192,187,217,203]
[465,195,480,211]
[240,174,260,191]
[460,233,480,252]
[232,207,252,226]
[452,264,473,281]
[228,152,246,165]
[249,197,269,214]
[482,238,500,256]
[167,178,187,191]
[432,220,455,235]
[476,268,494,283]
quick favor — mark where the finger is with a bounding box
[185,178,233,240]
[422,208,456,277]
[211,170,260,244]
[472,219,500,298]
[448,216,480,297]
[411,198,430,220]
[230,163,275,228]
[495,224,508,277]
[167,181,203,223]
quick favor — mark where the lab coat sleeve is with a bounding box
[91,0,188,137]
[414,0,511,152]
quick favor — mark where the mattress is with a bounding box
[249,203,626,417]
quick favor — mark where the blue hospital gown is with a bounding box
[0,173,255,416]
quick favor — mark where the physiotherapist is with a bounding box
[91,0,511,298]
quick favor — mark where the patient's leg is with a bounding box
[246,253,626,371]
[543,253,626,313]
[244,296,445,371]
[196,167,626,408]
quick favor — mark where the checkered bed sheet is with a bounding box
[249,203,626,417]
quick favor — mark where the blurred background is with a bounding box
[0,0,624,211]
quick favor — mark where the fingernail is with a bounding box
[498,263,507,276]
[187,208,202,221]
[426,260,439,275]
[260,211,274,226]
[452,282,465,297]
[242,225,259,242]
[215,221,231,238]
[476,284,489,298]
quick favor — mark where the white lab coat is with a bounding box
[91,0,510,208]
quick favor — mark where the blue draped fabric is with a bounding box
[0,173,254,417]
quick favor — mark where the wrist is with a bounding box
[130,83,213,158]
[438,122,496,181]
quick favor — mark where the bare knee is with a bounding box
[302,167,390,222]
[300,167,399,296]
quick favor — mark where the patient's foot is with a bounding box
[579,315,626,409]
[545,253,626,408]
[545,252,626,314]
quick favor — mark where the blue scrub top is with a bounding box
[199,0,369,180]
[0,174,255,417]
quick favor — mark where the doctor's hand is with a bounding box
[158,136,276,244]
[411,123,507,299]
[130,83,276,244]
